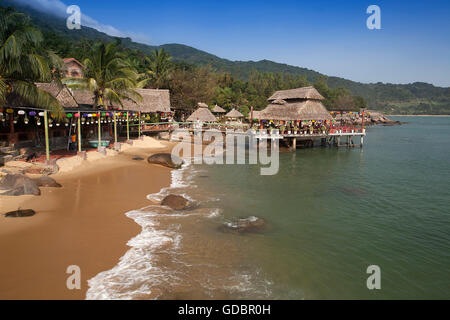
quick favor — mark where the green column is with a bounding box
[138,112,141,138]
[43,110,50,161]
[114,112,117,144]
[77,112,81,152]
[127,111,130,140]
[97,112,101,148]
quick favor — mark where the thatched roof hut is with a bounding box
[33,82,78,108]
[197,102,209,108]
[6,82,78,109]
[268,86,325,101]
[70,88,171,112]
[260,87,332,121]
[71,90,96,106]
[248,110,263,120]
[225,109,244,118]
[118,89,171,113]
[211,104,226,113]
[187,106,217,122]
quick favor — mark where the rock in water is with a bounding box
[32,176,62,188]
[219,216,268,234]
[161,194,190,210]
[5,209,36,217]
[147,153,184,169]
[0,174,41,196]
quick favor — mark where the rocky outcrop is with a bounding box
[0,174,41,196]
[148,153,184,169]
[334,111,401,126]
[219,216,268,234]
[161,194,190,210]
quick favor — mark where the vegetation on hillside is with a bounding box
[1,0,449,115]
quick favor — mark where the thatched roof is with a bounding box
[71,90,95,106]
[259,100,332,121]
[70,88,171,112]
[118,89,171,113]
[211,104,226,113]
[187,107,217,122]
[248,110,263,120]
[225,109,244,118]
[197,102,209,108]
[268,86,325,101]
[35,82,78,108]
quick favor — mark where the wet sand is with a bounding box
[0,144,173,299]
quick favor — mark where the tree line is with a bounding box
[1,5,367,117]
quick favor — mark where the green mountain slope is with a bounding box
[2,0,449,114]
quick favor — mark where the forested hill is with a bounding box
[2,0,449,114]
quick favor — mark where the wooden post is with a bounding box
[114,112,117,144]
[77,112,81,152]
[292,137,296,151]
[44,111,50,161]
[126,111,130,140]
[138,112,141,138]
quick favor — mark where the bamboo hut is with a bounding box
[118,89,171,113]
[34,83,79,108]
[248,110,263,121]
[211,104,226,114]
[225,109,244,119]
[259,86,332,121]
[187,104,217,122]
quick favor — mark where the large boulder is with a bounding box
[32,176,62,188]
[161,194,190,210]
[219,216,268,234]
[147,153,184,169]
[0,174,41,196]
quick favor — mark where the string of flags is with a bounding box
[0,108,173,127]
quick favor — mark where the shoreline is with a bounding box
[0,138,174,299]
[388,114,450,117]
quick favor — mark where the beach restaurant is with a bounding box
[0,83,172,163]
[257,86,333,134]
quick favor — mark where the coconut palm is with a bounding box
[144,48,172,89]
[64,41,141,109]
[0,7,63,115]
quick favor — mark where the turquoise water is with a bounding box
[194,116,450,299]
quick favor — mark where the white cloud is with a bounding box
[13,0,152,43]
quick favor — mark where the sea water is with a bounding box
[87,116,450,299]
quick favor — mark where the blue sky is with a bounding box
[17,0,450,86]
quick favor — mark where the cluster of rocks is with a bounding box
[0,173,61,196]
[334,111,401,126]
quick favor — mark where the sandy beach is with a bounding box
[0,138,173,299]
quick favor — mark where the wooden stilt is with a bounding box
[114,112,118,144]
[77,112,81,152]
[44,111,50,161]
[126,111,130,140]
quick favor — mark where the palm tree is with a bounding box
[144,48,172,89]
[64,42,141,109]
[0,7,62,115]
